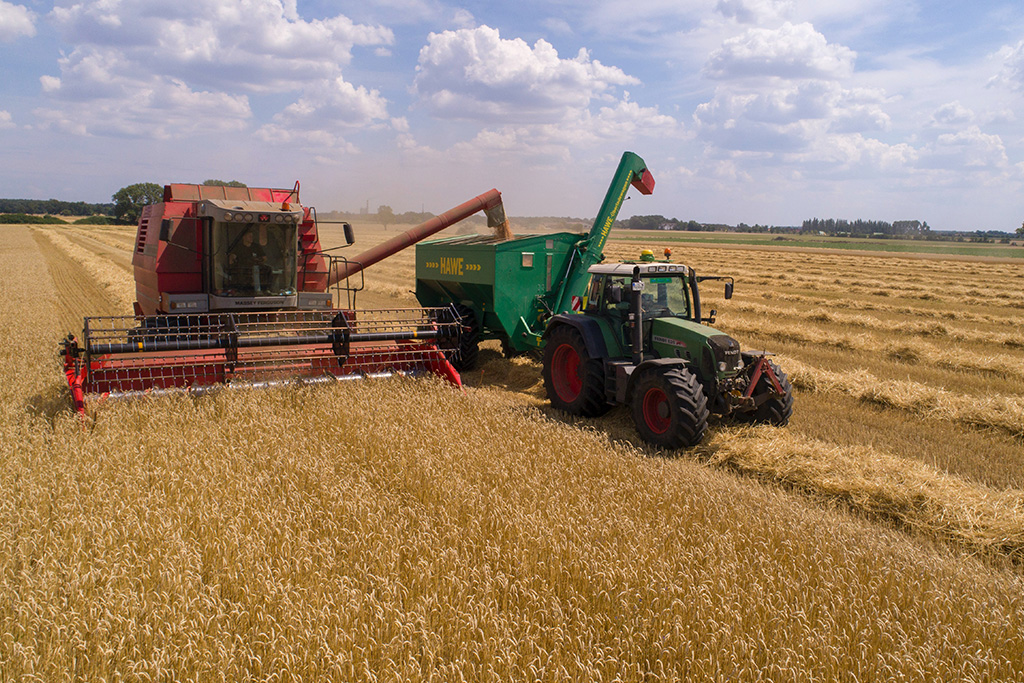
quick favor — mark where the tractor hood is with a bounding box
[649,317,743,373]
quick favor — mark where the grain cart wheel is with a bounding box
[737,359,794,426]
[631,367,709,449]
[542,325,610,417]
[452,304,480,371]
[500,335,527,359]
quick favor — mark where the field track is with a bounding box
[32,227,120,333]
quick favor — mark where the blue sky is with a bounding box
[2,0,1023,230]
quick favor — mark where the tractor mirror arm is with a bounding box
[695,275,735,300]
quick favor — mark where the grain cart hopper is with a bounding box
[62,183,508,414]
[415,151,655,368]
[415,152,793,448]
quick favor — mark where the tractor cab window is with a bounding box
[600,277,632,315]
[211,222,298,297]
[641,275,691,319]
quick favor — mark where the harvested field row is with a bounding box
[35,228,135,313]
[63,230,134,272]
[783,357,1024,438]
[63,225,136,255]
[31,229,120,334]
[757,291,1024,333]
[721,313,1024,384]
[606,242,1024,309]
[700,427,1024,560]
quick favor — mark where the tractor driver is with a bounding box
[229,229,267,293]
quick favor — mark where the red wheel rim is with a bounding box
[642,387,670,434]
[551,343,582,402]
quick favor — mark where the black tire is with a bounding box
[542,325,610,417]
[452,304,480,371]
[631,367,709,449]
[737,359,794,426]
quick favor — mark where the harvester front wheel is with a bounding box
[737,359,794,426]
[453,304,480,371]
[631,367,709,449]
[542,325,609,417]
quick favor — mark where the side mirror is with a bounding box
[342,222,355,245]
[724,282,733,300]
[707,309,717,325]
[608,284,623,304]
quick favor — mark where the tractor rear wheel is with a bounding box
[452,304,480,371]
[737,359,794,426]
[631,367,709,449]
[542,325,610,417]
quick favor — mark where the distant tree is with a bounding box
[377,205,394,230]
[202,179,247,187]
[112,183,163,224]
[1017,222,1024,236]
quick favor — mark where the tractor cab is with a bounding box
[586,262,695,322]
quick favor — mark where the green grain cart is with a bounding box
[415,152,793,448]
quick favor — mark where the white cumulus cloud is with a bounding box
[0,110,14,129]
[0,0,35,41]
[705,22,855,80]
[413,25,639,124]
[37,0,394,141]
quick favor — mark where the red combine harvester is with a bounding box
[62,182,507,414]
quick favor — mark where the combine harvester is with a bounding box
[416,152,794,448]
[62,182,508,414]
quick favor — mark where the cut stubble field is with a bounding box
[2,221,1023,681]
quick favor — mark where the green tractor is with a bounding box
[541,259,793,448]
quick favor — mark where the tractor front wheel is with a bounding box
[542,325,609,417]
[737,358,794,426]
[631,367,709,449]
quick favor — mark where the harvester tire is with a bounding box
[452,304,480,371]
[737,359,794,426]
[631,367,709,449]
[542,325,610,417]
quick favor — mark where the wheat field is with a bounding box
[2,221,1023,681]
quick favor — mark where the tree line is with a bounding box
[615,215,781,232]
[0,198,114,216]
[801,218,930,236]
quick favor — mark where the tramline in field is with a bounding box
[63,182,508,413]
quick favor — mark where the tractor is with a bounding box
[541,258,793,448]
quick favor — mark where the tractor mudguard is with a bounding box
[543,315,609,360]
[620,357,691,404]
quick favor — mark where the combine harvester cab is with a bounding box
[63,183,508,414]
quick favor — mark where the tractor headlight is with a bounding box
[719,361,727,372]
